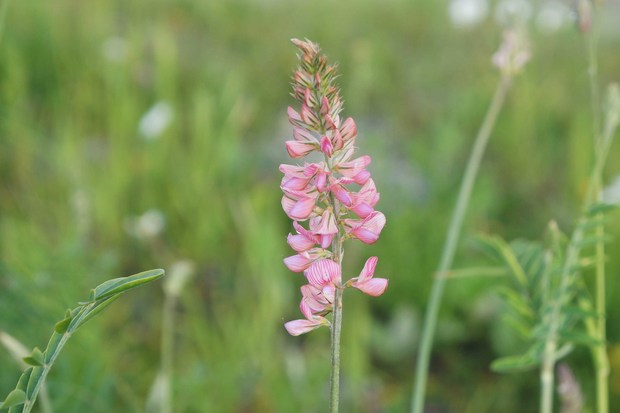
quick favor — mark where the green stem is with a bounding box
[585,12,609,413]
[540,339,555,413]
[161,291,174,413]
[329,286,343,413]
[329,202,345,413]
[411,74,512,413]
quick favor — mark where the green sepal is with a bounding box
[22,348,44,367]
[0,389,26,410]
[92,269,165,301]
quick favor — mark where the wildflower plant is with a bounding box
[280,39,388,412]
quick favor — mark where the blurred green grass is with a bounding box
[1,0,620,411]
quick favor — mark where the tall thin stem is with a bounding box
[585,11,609,413]
[411,75,512,413]
[329,286,343,413]
[329,209,344,413]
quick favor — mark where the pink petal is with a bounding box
[288,197,316,220]
[287,234,316,252]
[293,127,317,143]
[284,317,326,336]
[352,278,388,297]
[286,141,317,158]
[352,228,380,244]
[352,170,371,185]
[319,233,334,249]
[339,117,357,142]
[288,107,303,126]
[331,184,353,207]
[284,254,311,272]
[305,259,341,286]
[351,203,374,219]
[310,209,338,235]
[358,256,378,283]
[320,135,333,157]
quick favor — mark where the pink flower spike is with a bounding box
[350,257,388,296]
[320,136,333,157]
[304,259,341,286]
[284,316,328,336]
[283,254,311,272]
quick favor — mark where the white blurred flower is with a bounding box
[448,0,489,28]
[164,260,195,297]
[101,36,128,63]
[495,0,533,25]
[602,175,620,205]
[139,102,173,140]
[125,209,166,239]
[537,1,572,33]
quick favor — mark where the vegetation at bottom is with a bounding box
[1,0,620,411]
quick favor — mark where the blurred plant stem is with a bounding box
[0,0,12,45]
[540,83,619,413]
[584,8,609,413]
[411,74,512,413]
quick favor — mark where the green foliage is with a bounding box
[0,270,164,413]
[477,222,602,373]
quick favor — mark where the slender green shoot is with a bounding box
[411,73,512,413]
[0,269,165,413]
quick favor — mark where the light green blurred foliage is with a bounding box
[1,0,620,411]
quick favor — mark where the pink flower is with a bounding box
[350,179,380,218]
[309,209,338,248]
[287,221,320,252]
[300,284,334,316]
[284,315,329,336]
[304,259,341,287]
[344,211,386,244]
[349,257,388,296]
[284,247,326,272]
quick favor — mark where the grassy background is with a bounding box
[1,0,620,411]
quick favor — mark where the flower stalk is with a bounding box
[411,29,529,413]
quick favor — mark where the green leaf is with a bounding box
[491,352,539,373]
[22,348,44,367]
[44,332,64,364]
[587,202,617,216]
[54,317,71,334]
[92,269,165,301]
[25,367,43,399]
[71,296,120,331]
[558,329,601,347]
[0,390,26,410]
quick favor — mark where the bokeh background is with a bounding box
[2,0,620,412]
